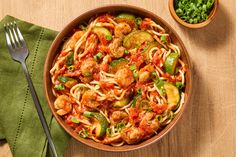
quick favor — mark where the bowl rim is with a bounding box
[168,0,219,29]
[44,4,193,152]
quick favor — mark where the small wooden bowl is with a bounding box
[44,4,192,151]
[169,0,218,28]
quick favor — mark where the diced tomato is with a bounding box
[65,115,73,125]
[93,73,100,81]
[140,19,150,30]
[98,14,113,22]
[100,81,114,89]
[151,102,168,114]
[152,52,163,66]
[129,108,139,120]
[64,70,81,77]
[100,63,109,72]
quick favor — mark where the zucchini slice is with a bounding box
[123,31,154,49]
[164,53,179,75]
[116,13,136,21]
[113,98,130,108]
[92,26,112,43]
[83,111,108,137]
[163,82,180,109]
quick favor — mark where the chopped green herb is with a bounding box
[175,0,215,24]
[176,81,184,89]
[129,65,136,71]
[68,65,74,71]
[106,128,112,136]
[66,52,74,67]
[71,117,80,123]
[116,122,125,132]
[140,99,151,112]
[160,35,167,44]
[110,58,126,67]
[78,128,89,138]
[133,70,138,80]
[94,52,103,61]
[54,84,65,90]
[156,115,163,123]
[132,89,142,107]
[83,111,93,118]
[151,72,158,79]
[124,49,129,54]
[135,17,142,26]
[154,79,166,96]
[58,76,69,83]
[77,85,87,94]
[105,34,113,40]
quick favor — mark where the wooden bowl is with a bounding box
[169,0,218,28]
[44,4,192,151]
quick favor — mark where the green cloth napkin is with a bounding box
[0,15,70,157]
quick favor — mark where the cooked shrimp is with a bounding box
[80,58,98,77]
[139,112,159,138]
[54,95,72,116]
[108,38,126,58]
[114,22,131,38]
[115,68,134,88]
[81,90,100,108]
[138,64,155,82]
[62,31,84,52]
[121,127,144,144]
[110,111,129,124]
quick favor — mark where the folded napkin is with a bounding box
[0,15,70,157]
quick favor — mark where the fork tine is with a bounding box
[11,22,22,47]
[4,24,14,51]
[14,21,27,47]
[6,23,17,49]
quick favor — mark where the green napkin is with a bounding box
[0,15,70,157]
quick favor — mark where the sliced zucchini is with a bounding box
[142,42,162,63]
[116,13,136,21]
[164,53,179,75]
[92,26,112,43]
[163,82,180,109]
[123,31,154,49]
[113,98,130,107]
[83,111,108,137]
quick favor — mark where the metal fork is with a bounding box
[4,22,58,157]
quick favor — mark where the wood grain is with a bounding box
[1,0,236,157]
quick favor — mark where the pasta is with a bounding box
[50,13,187,146]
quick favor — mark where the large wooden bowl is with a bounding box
[44,4,192,152]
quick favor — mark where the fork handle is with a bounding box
[21,62,58,157]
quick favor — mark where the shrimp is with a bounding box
[108,38,126,58]
[81,90,100,108]
[110,111,129,125]
[138,64,155,83]
[114,22,131,38]
[107,22,132,58]
[80,58,98,77]
[121,127,144,144]
[62,31,84,52]
[54,95,72,116]
[139,112,159,139]
[115,67,134,88]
